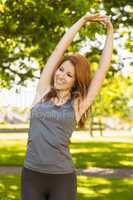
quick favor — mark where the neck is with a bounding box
[56,89,71,100]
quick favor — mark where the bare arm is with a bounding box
[32,15,87,106]
[82,16,113,111]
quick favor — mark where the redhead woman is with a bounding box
[21,13,113,200]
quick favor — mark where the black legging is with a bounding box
[21,166,77,200]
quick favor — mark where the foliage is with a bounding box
[0,0,132,87]
[92,73,133,122]
[0,0,132,120]
[0,0,97,87]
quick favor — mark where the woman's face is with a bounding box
[54,60,75,91]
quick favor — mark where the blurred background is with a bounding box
[0,0,132,132]
[0,1,133,200]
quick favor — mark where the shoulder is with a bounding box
[31,86,52,109]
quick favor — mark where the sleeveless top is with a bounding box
[23,98,77,174]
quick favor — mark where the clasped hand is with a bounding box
[83,13,113,30]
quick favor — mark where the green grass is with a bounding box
[77,176,133,200]
[0,140,26,166]
[70,141,133,168]
[0,174,133,200]
[0,132,133,199]
[0,139,133,168]
[0,174,20,200]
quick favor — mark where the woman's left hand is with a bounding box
[100,15,113,31]
[83,13,113,31]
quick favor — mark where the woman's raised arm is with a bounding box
[32,14,88,106]
[82,16,113,113]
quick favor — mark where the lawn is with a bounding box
[0,174,133,200]
[0,132,133,200]
[0,137,133,168]
[71,141,133,168]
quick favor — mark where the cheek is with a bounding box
[54,71,60,80]
[55,70,59,76]
[66,77,75,85]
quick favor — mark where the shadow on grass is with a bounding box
[0,140,26,166]
[0,174,20,200]
[0,140,133,169]
[77,176,133,200]
[70,141,133,169]
[0,174,133,200]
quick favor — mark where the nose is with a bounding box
[59,75,65,80]
[58,72,66,79]
[56,74,66,83]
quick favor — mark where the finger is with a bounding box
[85,13,106,19]
[94,16,108,20]
[92,17,107,22]
[94,14,107,18]
[100,21,106,26]
[89,16,107,21]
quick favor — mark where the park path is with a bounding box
[0,166,133,178]
[0,131,133,142]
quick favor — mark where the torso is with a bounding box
[32,87,86,125]
[25,96,77,173]
[50,96,82,124]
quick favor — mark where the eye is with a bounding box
[59,66,64,71]
[59,66,73,77]
[67,73,72,78]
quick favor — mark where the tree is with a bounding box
[93,73,133,122]
[0,0,132,87]
[0,0,97,87]
[0,0,132,121]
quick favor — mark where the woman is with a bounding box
[21,13,113,200]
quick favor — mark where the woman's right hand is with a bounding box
[83,13,107,23]
[83,13,113,31]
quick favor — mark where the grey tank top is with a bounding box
[24,98,77,174]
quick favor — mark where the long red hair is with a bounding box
[40,53,91,128]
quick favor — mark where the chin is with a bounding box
[55,85,68,91]
[54,84,62,90]
[54,81,71,90]
[54,82,63,88]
